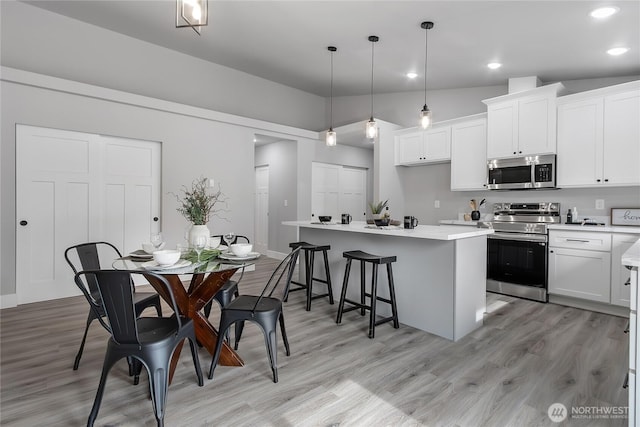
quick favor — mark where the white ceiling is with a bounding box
[24,1,640,98]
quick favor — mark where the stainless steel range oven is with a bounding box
[478,202,560,302]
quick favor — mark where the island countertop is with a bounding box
[282,221,493,241]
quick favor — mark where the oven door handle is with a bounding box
[488,232,548,243]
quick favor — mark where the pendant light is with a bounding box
[420,21,434,129]
[365,35,379,140]
[326,46,337,147]
[176,0,208,35]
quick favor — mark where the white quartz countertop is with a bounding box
[548,224,640,234]
[622,238,640,268]
[283,221,493,241]
[439,220,480,226]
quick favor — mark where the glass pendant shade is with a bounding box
[420,105,432,129]
[176,0,208,35]
[326,129,337,146]
[366,118,378,140]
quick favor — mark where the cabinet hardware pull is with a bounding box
[623,373,629,389]
[624,278,631,286]
[565,239,590,243]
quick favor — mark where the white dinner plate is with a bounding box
[141,259,192,270]
[129,249,153,259]
[218,251,261,261]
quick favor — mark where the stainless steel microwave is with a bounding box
[487,154,556,190]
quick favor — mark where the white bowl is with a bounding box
[142,242,165,254]
[152,249,181,266]
[229,243,252,257]
[209,236,221,248]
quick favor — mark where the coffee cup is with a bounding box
[404,216,419,229]
[341,213,352,224]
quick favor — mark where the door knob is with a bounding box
[19,220,28,226]
[153,217,159,222]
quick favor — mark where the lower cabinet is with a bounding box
[548,246,611,303]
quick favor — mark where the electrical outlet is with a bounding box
[434,200,440,208]
[284,199,288,207]
[595,199,604,210]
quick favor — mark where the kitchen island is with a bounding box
[283,221,493,341]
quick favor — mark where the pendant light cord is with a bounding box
[330,49,334,129]
[370,39,375,118]
[424,25,428,105]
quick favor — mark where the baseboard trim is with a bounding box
[267,250,288,260]
[549,294,630,318]
[0,294,18,309]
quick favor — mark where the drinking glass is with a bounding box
[150,232,164,250]
[193,235,207,263]
[223,232,235,248]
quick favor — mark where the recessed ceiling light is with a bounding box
[607,47,629,56]
[406,72,418,79]
[590,6,619,18]
[487,62,502,70]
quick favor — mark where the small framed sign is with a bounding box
[611,208,640,226]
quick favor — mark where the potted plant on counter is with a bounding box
[369,199,389,219]
[174,177,226,245]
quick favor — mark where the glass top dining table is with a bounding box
[113,257,255,383]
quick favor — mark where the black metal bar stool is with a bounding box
[287,241,334,311]
[336,250,399,338]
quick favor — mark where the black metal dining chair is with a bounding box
[64,242,162,370]
[208,247,301,383]
[75,269,203,427]
[202,235,251,334]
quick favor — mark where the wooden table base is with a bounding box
[145,268,244,383]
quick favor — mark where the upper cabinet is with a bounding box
[450,115,487,191]
[483,83,566,159]
[395,124,451,166]
[557,81,640,188]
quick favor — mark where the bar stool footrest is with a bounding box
[374,316,398,327]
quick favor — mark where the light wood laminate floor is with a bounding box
[1,257,629,426]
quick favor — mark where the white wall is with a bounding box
[331,86,508,129]
[0,74,318,298]
[0,1,325,131]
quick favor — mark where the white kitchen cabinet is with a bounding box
[611,234,637,307]
[483,83,565,159]
[549,246,611,303]
[548,230,612,303]
[395,125,451,166]
[450,115,487,191]
[557,81,640,188]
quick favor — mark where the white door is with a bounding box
[339,167,367,221]
[16,125,161,304]
[254,165,269,254]
[311,162,340,220]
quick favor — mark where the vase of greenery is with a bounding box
[174,177,225,246]
[369,199,389,219]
